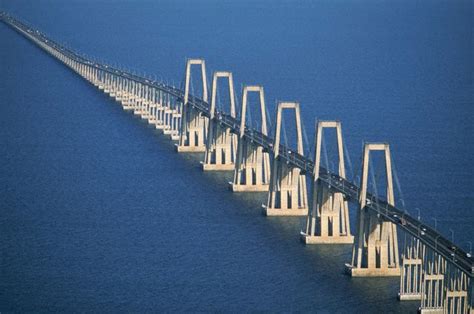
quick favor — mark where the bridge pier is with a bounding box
[265,102,308,216]
[302,121,353,244]
[420,251,447,313]
[444,265,471,314]
[155,91,167,130]
[133,83,144,116]
[346,143,400,277]
[147,87,157,124]
[231,86,270,192]
[177,59,208,152]
[126,81,136,111]
[399,236,424,300]
[140,85,151,120]
[419,250,472,313]
[203,71,238,171]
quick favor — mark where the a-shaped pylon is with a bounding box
[347,143,400,276]
[177,59,208,152]
[230,86,271,192]
[203,71,238,171]
[264,102,308,216]
[302,121,353,244]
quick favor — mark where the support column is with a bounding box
[265,102,308,216]
[346,143,400,276]
[170,96,182,141]
[142,85,152,120]
[134,83,143,115]
[121,79,130,109]
[162,93,175,135]
[399,236,424,300]
[302,121,353,244]
[177,59,208,152]
[420,251,447,313]
[231,85,271,192]
[203,71,238,171]
[155,90,166,129]
[110,75,116,98]
[443,264,470,314]
[148,87,158,124]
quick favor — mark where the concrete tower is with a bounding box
[178,59,208,152]
[347,143,400,276]
[231,85,271,192]
[303,121,353,244]
[265,102,308,216]
[203,71,238,171]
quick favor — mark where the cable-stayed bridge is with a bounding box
[1,12,472,313]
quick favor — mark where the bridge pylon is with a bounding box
[302,121,353,244]
[177,59,208,152]
[230,86,271,192]
[264,102,308,216]
[203,71,238,171]
[346,143,400,276]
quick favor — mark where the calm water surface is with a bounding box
[0,0,472,312]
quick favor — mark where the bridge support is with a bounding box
[231,86,270,191]
[302,121,353,244]
[346,143,400,276]
[399,236,424,300]
[177,59,208,152]
[147,87,158,124]
[444,265,471,314]
[265,102,308,216]
[420,251,447,313]
[419,250,472,313]
[155,90,167,130]
[203,72,238,171]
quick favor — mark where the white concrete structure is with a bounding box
[399,237,424,300]
[347,143,400,276]
[178,59,208,152]
[231,86,271,192]
[203,71,238,171]
[265,102,308,216]
[303,121,353,244]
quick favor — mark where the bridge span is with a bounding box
[1,12,472,313]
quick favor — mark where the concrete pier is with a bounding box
[399,237,424,300]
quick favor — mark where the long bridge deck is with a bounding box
[1,12,472,277]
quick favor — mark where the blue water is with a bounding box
[0,0,472,312]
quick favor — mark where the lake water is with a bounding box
[1,0,472,312]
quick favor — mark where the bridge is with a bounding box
[1,12,472,313]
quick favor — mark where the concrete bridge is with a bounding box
[1,12,472,313]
